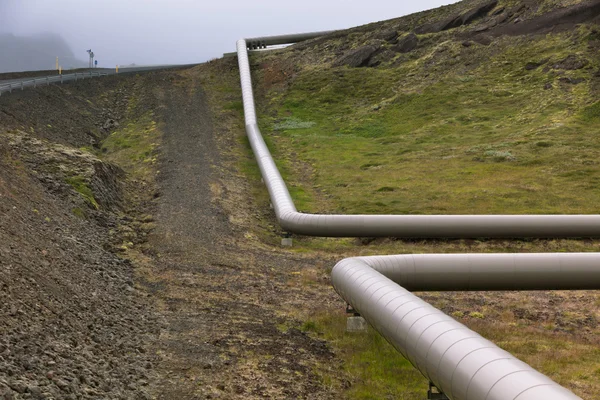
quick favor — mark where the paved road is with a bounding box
[0,64,198,94]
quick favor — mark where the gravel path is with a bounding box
[143,70,342,399]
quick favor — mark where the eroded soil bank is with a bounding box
[0,74,161,399]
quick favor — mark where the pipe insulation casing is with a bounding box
[236,36,600,238]
[244,31,335,49]
[331,256,584,400]
[356,253,600,291]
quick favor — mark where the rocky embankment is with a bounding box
[0,76,159,399]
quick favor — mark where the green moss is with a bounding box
[65,176,99,209]
[300,320,318,332]
[256,29,600,217]
[273,117,316,130]
[79,146,96,154]
[579,100,600,123]
[101,112,159,180]
[72,207,86,219]
[223,100,244,115]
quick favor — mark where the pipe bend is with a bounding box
[330,256,583,399]
[236,34,600,238]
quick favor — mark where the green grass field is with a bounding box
[259,30,599,216]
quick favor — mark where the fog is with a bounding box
[1,0,458,69]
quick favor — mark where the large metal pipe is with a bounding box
[236,37,600,238]
[245,31,335,49]
[331,255,591,400]
[350,253,600,291]
[236,32,596,399]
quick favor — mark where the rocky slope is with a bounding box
[0,75,159,399]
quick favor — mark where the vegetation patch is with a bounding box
[301,312,427,399]
[255,27,600,217]
[72,207,86,219]
[273,117,317,130]
[580,100,600,122]
[102,111,160,181]
[65,175,99,209]
[483,150,516,162]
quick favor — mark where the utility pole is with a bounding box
[86,49,94,69]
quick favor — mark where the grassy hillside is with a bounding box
[255,1,600,217]
[197,0,600,398]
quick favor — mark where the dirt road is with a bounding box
[142,69,343,399]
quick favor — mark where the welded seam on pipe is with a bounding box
[330,255,589,399]
[236,35,600,238]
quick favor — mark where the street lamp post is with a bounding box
[86,49,95,69]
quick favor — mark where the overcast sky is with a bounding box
[1,0,458,67]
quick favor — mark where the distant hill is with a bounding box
[0,32,87,73]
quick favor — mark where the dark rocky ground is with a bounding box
[0,77,161,399]
[137,67,343,399]
[0,65,345,400]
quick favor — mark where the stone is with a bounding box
[27,385,44,399]
[332,45,380,68]
[281,238,293,247]
[367,49,396,67]
[392,33,418,53]
[54,379,70,392]
[376,30,399,42]
[525,61,543,70]
[8,381,25,394]
[472,34,493,46]
[417,0,498,33]
[559,77,585,85]
[0,390,15,400]
[552,54,589,71]
[102,119,120,130]
[346,316,368,332]
[492,7,505,16]
[461,0,499,25]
